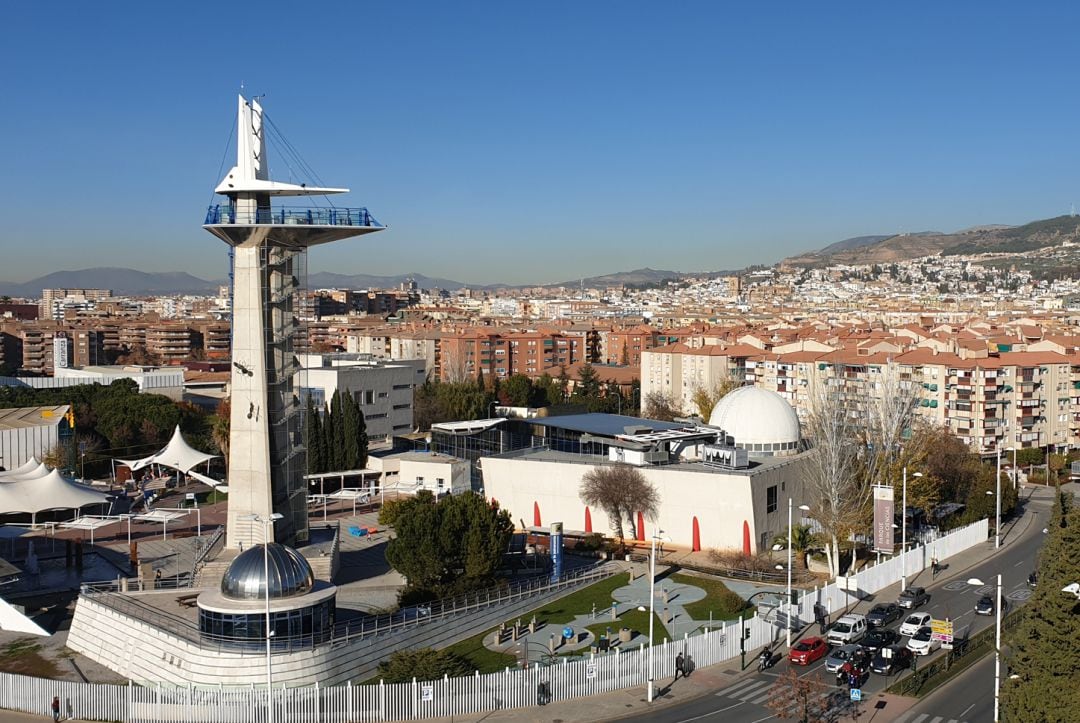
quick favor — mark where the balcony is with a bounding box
[205,205,380,227]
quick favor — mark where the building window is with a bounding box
[437,477,445,489]
[767,485,777,513]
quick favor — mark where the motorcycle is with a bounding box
[758,650,776,672]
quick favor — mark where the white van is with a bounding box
[826,614,868,646]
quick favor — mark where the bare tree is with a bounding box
[440,345,471,384]
[579,465,660,542]
[642,391,681,422]
[859,361,920,491]
[764,668,834,723]
[802,376,862,578]
[690,368,741,419]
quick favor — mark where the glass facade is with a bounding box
[199,597,335,648]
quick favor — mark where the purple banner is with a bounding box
[873,486,895,554]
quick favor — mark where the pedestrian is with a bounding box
[675,652,685,681]
[932,557,939,578]
[51,695,60,722]
[848,671,858,690]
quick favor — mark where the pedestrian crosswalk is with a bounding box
[713,677,847,710]
[893,713,971,723]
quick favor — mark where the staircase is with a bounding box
[192,552,238,589]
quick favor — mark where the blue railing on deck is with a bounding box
[204,205,380,227]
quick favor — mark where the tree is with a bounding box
[764,668,832,723]
[377,648,473,683]
[385,491,513,600]
[578,465,660,542]
[304,396,324,475]
[501,374,533,407]
[802,377,862,578]
[772,524,819,568]
[211,399,231,469]
[572,363,604,411]
[1003,488,1080,719]
[690,370,741,419]
[642,391,681,422]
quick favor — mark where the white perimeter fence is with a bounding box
[0,519,988,722]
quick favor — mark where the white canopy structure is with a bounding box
[119,425,217,474]
[0,458,41,478]
[0,469,110,523]
[0,462,51,483]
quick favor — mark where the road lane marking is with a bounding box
[1014,560,1026,566]
[672,701,744,722]
[959,703,975,717]
[735,681,773,700]
[716,679,760,697]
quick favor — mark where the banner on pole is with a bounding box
[873,486,895,554]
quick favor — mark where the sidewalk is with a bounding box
[435,486,1050,723]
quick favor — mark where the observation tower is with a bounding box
[204,95,384,549]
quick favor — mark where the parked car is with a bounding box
[866,602,902,628]
[899,612,933,637]
[825,644,865,673]
[788,636,829,666]
[975,596,1008,616]
[862,627,900,654]
[826,614,868,646]
[898,586,930,609]
[906,626,942,656]
[871,645,914,675]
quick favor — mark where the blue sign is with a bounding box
[562,626,574,640]
[550,522,563,583]
[850,689,862,702]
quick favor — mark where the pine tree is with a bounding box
[356,406,368,470]
[304,396,324,474]
[1003,488,1080,719]
[340,392,360,470]
[327,397,343,471]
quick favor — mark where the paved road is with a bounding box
[895,654,995,723]
[618,489,1051,723]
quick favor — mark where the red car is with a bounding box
[788,637,828,666]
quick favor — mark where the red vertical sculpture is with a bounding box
[585,507,593,533]
[637,511,646,541]
[533,501,541,527]
[742,520,751,556]
[692,516,701,552]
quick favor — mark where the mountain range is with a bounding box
[785,215,1080,266]
[4,215,1078,298]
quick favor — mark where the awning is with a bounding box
[0,469,109,515]
[118,425,217,474]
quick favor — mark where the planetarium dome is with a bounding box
[221,542,315,600]
[708,386,801,457]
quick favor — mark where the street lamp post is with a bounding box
[241,512,284,723]
[995,448,1002,549]
[784,499,811,647]
[901,468,922,592]
[968,575,1001,722]
[646,529,668,703]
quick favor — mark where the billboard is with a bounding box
[873,485,895,554]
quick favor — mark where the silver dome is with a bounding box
[220,543,315,600]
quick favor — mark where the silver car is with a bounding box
[825,644,864,673]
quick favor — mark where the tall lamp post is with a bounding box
[901,468,922,592]
[995,447,1003,549]
[1005,446,1016,490]
[241,512,283,723]
[968,575,1001,722]
[646,529,669,703]
[783,499,812,647]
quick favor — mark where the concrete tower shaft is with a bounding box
[204,95,384,549]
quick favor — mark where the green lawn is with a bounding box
[669,572,752,622]
[583,610,666,649]
[441,629,518,673]
[443,571,634,671]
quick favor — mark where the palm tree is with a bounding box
[210,399,231,469]
[772,524,818,569]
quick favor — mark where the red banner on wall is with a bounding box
[873,486,895,554]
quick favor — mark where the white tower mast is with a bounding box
[204,96,384,548]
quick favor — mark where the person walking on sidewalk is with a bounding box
[51,695,60,722]
[674,652,685,681]
[931,557,940,578]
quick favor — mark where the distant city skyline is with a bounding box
[3,2,1080,284]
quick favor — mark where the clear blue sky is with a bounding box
[2,2,1079,285]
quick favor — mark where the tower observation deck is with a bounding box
[204,95,384,549]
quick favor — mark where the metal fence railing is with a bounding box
[80,564,616,655]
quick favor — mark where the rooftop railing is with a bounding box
[204,205,381,228]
